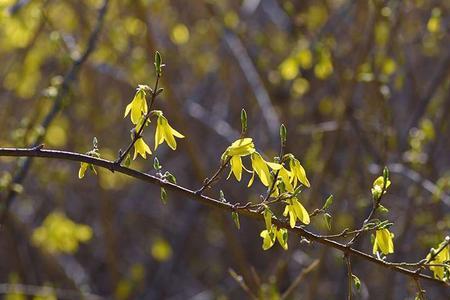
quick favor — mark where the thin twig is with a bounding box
[228,269,258,300]
[280,259,320,300]
[344,254,353,300]
[196,156,231,195]
[414,278,427,300]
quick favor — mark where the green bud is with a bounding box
[280,124,287,145]
[240,109,247,134]
[352,274,361,290]
[219,190,226,202]
[154,51,164,76]
[153,157,162,170]
[383,166,389,183]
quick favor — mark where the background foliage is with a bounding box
[0,0,449,299]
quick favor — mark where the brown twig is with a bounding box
[344,254,353,300]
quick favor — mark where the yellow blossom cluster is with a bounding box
[221,136,311,250]
[32,211,93,254]
[123,87,184,160]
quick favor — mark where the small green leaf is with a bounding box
[263,208,273,231]
[324,213,332,230]
[377,204,389,213]
[352,274,361,290]
[124,154,131,167]
[240,109,247,134]
[153,157,162,170]
[155,88,164,96]
[280,124,287,145]
[164,171,177,184]
[160,187,167,204]
[232,211,240,230]
[322,195,333,210]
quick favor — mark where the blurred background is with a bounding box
[0,0,449,299]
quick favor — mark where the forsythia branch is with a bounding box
[0,146,448,288]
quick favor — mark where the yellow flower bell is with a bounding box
[124,86,148,125]
[427,240,450,280]
[78,162,88,179]
[372,229,394,255]
[133,137,152,159]
[230,155,244,181]
[225,138,255,157]
[248,152,282,187]
[224,138,255,182]
[154,114,184,150]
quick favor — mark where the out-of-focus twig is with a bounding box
[280,259,320,300]
[0,0,110,227]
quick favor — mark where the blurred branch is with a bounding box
[223,30,280,140]
[0,283,104,300]
[0,147,448,287]
[0,0,110,226]
[407,52,450,136]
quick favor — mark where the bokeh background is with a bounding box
[0,0,449,299]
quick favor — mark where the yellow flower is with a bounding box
[224,138,255,182]
[124,86,148,125]
[248,152,282,187]
[225,138,255,157]
[289,158,310,187]
[230,155,245,181]
[133,137,152,159]
[372,229,394,255]
[426,241,450,280]
[154,114,184,150]
[283,197,310,227]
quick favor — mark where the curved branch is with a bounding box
[0,147,448,288]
